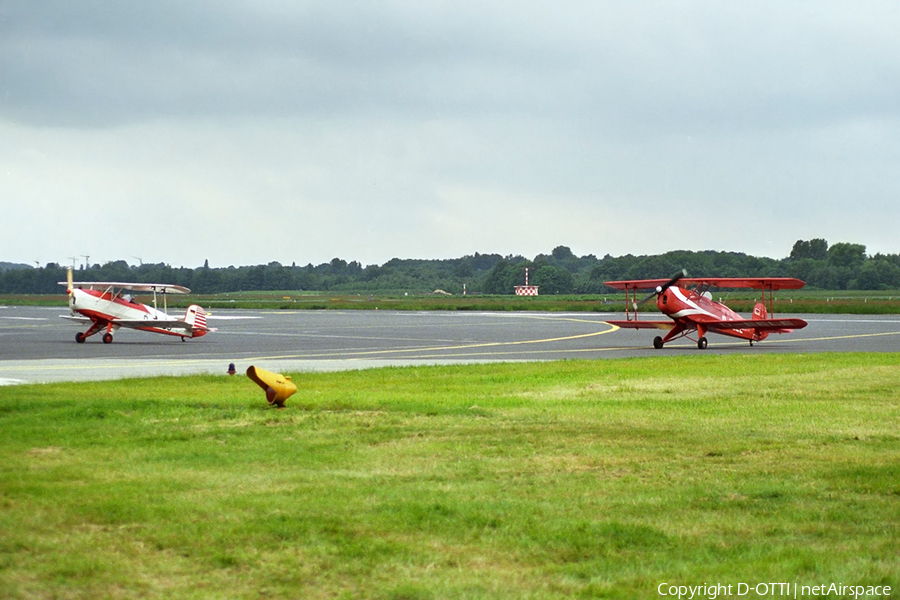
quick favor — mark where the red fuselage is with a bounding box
[604,275,807,349]
[659,285,770,342]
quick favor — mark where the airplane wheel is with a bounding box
[75,332,86,343]
[102,333,114,344]
[698,337,708,350]
[653,336,663,349]
[749,340,754,347]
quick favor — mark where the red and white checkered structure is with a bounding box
[514,268,539,296]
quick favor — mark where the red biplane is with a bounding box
[604,271,807,349]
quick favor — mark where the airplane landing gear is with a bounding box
[653,336,663,349]
[75,332,86,343]
[102,333,114,344]
[697,337,708,349]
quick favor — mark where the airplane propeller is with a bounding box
[66,268,74,296]
[633,269,687,311]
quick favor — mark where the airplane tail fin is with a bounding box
[752,302,768,320]
[184,305,214,338]
[751,301,770,342]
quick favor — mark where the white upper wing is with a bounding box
[58,281,191,294]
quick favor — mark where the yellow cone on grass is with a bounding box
[246,366,297,407]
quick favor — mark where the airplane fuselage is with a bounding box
[604,275,807,349]
[68,287,208,340]
[72,288,172,325]
[659,285,771,342]
[60,270,212,344]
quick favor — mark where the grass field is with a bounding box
[4,289,900,313]
[1,354,898,599]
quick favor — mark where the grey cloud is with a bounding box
[4,1,895,132]
[3,1,900,266]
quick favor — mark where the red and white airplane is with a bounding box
[604,271,808,349]
[60,269,215,343]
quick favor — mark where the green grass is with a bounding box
[5,290,900,313]
[1,354,898,598]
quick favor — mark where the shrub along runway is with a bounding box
[1,306,900,383]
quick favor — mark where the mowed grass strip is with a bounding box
[1,354,898,599]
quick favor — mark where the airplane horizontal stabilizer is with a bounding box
[606,320,675,330]
[60,315,92,324]
[706,318,808,332]
[112,319,193,331]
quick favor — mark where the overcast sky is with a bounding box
[2,1,899,269]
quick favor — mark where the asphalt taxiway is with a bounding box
[1,306,898,384]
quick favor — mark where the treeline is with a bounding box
[3,240,900,295]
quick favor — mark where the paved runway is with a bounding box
[1,305,899,384]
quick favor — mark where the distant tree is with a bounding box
[852,259,900,290]
[551,246,575,261]
[98,260,131,281]
[784,257,816,282]
[532,265,574,294]
[624,255,680,280]
[0,262,33,272]
[7,243,900,295]
[245,265,265,290]
[809,239,828,260]
[191,266,221,293]
[453,258,474,278]
[853,262,882,290]
[827,243,866,268]
[790,239,828,261]
[483,259,526,295]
